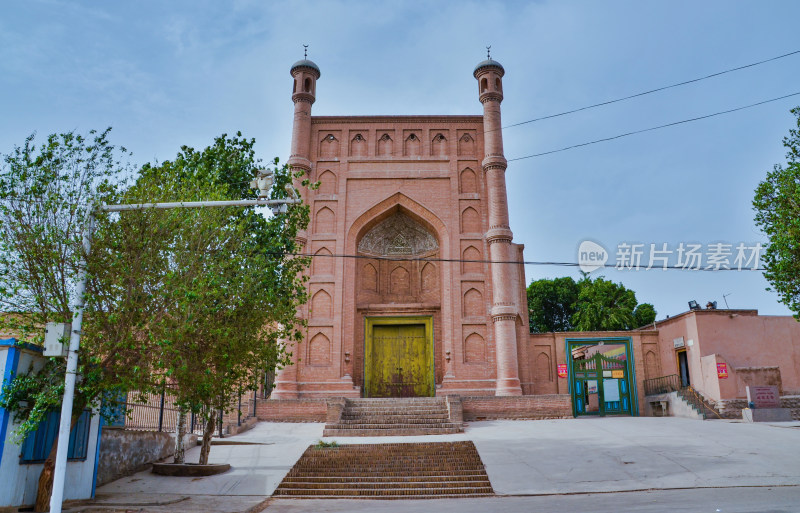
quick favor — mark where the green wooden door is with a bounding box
[367,323,432,397]
[571,352,632,416]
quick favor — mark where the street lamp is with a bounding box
[49,180,300,513]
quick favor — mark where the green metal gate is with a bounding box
[571,352,632,416]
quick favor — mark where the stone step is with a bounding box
[289,459,483,467]
[346,398,444,403]
[277,479,491,490]
[323,427,463,437]
[274,487,493,497]
[341,409,449,414]
[326,422,460,429]
[274,442,493,499]
[281,474,487,482]
[337,418,451,424]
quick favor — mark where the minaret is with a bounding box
[270,51,321,400]
[474,50,523,396]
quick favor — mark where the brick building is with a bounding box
[259,57,800,424]
[270,56,532,400]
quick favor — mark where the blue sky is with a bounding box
[2,1,799,318]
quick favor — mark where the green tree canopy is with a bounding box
[753,107,800,318]
[526,274,656,332]
[526,277,580,333]
[0,129,312,502]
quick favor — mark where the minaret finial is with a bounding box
[486,45,491,59]
[303,44,308,59]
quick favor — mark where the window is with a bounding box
[19,409,92,463]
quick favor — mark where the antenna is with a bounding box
[486,45,491,59]
[722,293,732,309]
[303,44,308,59]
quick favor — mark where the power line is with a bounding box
[272,251,766,272]
[507,91,800,161]
[500,49,800,131]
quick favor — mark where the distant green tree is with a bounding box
[526,277,580,332]
[753,107,800,318]
[572,276,637,331]
[526,274,656,332]
[633,303,657,328]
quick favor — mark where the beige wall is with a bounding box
[653,310,800,400]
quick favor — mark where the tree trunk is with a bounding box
[173,409,187,464]
[35,412,80,512]
[34,458,55,512]
[199,412,215,465]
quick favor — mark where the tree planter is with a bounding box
[151,463,231,477]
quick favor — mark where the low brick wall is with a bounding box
[97,428,194,486]
[461,394,571,421]
[716,395,800,420]
[256,398,328,422]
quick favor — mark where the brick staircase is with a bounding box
[323,397,463,437]
[274,441,494,499]
[677,386,723,420]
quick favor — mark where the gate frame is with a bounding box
[363,315,435,398]
[565,336,639,417]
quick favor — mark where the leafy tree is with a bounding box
[0,129,129,511]
[753,107,800,318]
[633,303,657,328]
[526,274,656,332]
[527,277,579,332]
[0,130,311,509]
[88,133,310,464]
[572,276,637,331]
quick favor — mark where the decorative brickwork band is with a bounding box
[287,156,312,172]
[292,92,315,104]
[492,314,518,323]
[482,156,508,173]
[479,92,503,104]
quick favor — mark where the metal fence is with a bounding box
[643,374,681,396]
[121,385,265,435]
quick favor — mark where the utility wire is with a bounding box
[272,251,766,272]
[507,91,800,161]
[500,49,800,131]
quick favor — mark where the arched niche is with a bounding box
[464,333,486,363]
[461,246,482,274]
[460,167,478,194]
[463,288,483,317]
[308,333,331,366]
[317,170,337,195]
[311,247,334,276]
[354,208,441,304]
[461,206,481,233]
[314,206,336,233]
[310,289,332,320]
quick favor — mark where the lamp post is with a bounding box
[49,175,298,513]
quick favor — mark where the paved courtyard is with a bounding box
[70,417,800,512]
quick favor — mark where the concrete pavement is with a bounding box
[67,417,800,512]
[265,486,800,513]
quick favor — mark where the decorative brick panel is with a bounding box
[461,395,571,421]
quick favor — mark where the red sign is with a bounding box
[557,364,568,378]
[717,363,728,379]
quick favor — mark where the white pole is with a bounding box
[48,196,299,512]
[49,210,96,513]
[101,198,300,212]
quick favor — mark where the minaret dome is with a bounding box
[473,56,504,104]
[290,58,320,103]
